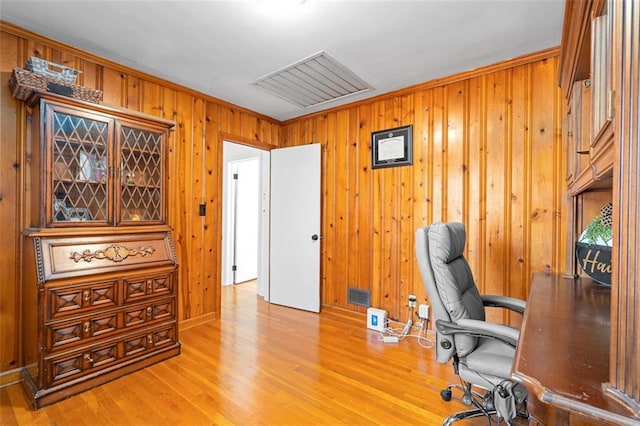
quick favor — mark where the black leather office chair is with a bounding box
[415,222,528,425]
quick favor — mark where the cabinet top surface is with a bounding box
[30,91,175,129]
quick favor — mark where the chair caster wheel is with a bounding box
[440,389,452,401]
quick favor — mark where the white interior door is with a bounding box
[270,143,321,312]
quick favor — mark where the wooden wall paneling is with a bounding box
[552,60,567,277]
[338,109,353,308]
[305,115,325,306]
[140,80,163,118]
[191,97,206,317]
[48,46,78,76]
[101,67,125,107]
[346,107,361,311]
[0,31,21,373]
[379,99,401,319]
[333,109,349,308]
[370,101,383,312]
[229,107,242,135]
[322,113,336,306]
[446,81,466,225]
[379,98,397,318]
[465,77,484,308]
[529,58,558,281]
[356,104,373,307]
[125,75,141,110]
[430,87,445,224]
[240,112,258,141]
[77,59,102,92]
[398,93,416,321]
[175,92,195,319]
[411,90,432,307]
[24,39,49,69]
[483,70,508,324]
[204,102,221,316]
[508,63,529,325]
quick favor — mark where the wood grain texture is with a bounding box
[281,55,566,325]
[0,23,280,373]
[0,21,566,375]
[609,0,640,409]
[1,282,499,425]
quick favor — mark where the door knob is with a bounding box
[311,234,321,241]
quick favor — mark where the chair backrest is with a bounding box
[415,222,485,363]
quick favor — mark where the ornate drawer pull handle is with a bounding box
[84,353,94,364]
[83,321,90,333]
[147,335,153,345]
[70,245,156,263]
[147,280,153,290]
[83,290,90,302]
[146,307,153,317]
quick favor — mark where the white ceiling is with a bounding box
[1,0,565,121]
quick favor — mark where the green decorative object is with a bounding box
[576,203,613,286]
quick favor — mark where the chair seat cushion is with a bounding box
[464,337,515,379]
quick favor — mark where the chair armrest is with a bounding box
[481,295,526,315]
[435,318,520,348]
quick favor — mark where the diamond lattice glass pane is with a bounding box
[52,112,109,222]
[120,126,163,222]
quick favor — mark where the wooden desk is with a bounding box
[512,273,639,425]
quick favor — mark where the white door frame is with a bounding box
[222,141,270,298]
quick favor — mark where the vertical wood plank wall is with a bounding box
[0,23,280,374]
[0,22,566,375]
[281,51,566,326]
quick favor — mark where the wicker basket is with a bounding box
[8,67,103,104]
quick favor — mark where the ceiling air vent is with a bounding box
[253,51,372,108]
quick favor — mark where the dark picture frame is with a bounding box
[371,124,413,169]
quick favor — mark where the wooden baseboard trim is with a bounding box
[0,367,23,389]
[179,312,218,331]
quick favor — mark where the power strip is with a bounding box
[382,336,399,343]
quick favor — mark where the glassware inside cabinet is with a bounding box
[119,125,163,222]
[51,111,109,223]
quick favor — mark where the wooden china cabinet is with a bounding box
[19,92,180,409]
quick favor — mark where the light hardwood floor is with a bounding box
[1,282,476,425]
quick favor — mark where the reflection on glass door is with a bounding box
[119,125,163,222]
[51,111,109,223]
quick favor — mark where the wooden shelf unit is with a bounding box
[516,0,640,423]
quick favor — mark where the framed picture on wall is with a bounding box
[371,124,413,169]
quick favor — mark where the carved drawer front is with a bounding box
[123,273,173,303]
[46,312,118,351]
[123,324,176,358]
[44,341,119,388]
[37,233,177,282]
[48,280,118,320]
[123,298,175,328]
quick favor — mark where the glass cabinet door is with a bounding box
[49,107,111,225]
[118,124,165,223]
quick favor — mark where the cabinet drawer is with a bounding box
[123,324,176,357]
[47,280,118,320]
[44,341,119,388]
[47,312,118,350]
[44,323,177,388]
[45,297,175,351]
[123,297,175,328]
[123,273,173,303]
